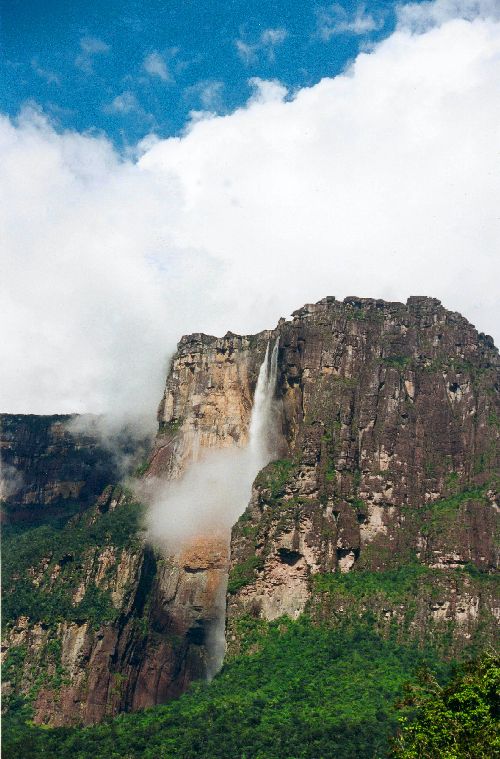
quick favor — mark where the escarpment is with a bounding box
[150,331,276,478]
[227,297,499,655]
[0,414,122,525]
[1,295,499,727]
[1,333,276,725]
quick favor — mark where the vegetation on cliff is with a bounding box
[2,492,144,633]
[3,617,451,759]
[1,490,148,714]
[2,297,498,750]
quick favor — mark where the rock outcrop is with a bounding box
[150,331,272,478]
[0,414,121,524]
[1,296,499,727]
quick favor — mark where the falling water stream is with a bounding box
[206,338,280,675]
[249,338,280,469]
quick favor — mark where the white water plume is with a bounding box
[140,338,280,551]
[205,337,280,676]
[249,338,280,470]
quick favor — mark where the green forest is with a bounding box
[3,614,498,759]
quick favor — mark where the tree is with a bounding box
[392,651,499,759]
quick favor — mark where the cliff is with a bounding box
[1,296,499,728]
[0,414,121,525]
[227,297,499,657]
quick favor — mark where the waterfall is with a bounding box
[248,337,280,470]
[205,338,280,677]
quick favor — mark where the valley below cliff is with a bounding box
[1,295,499,758]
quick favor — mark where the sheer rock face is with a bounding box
[149,332,271,479]
[1,486,231,726]
[0,414,120,524]
[227,296,499,653]
[2,296,499,726]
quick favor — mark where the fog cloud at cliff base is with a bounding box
[1,0,499,424]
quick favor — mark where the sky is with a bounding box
[2,0,398,146]
[1,0,499,426]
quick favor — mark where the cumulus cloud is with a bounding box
[235,27,288,64]
[75,36,110,73]
[317,4,382,39]
[143,51,172,82]
[397,0,500,31]
[1,0,499,426]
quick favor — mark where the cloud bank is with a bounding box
[1,0,499,428]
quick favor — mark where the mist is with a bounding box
[66,414,156,480]
[137,446,261,551]
[0,462,24,501]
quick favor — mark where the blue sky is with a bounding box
[2,0,402,145]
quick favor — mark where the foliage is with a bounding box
[420,485,488,535]
[2,619,451,759]
[391,651,499,758]
[158,418,183,434]
[133,459,151,478]
[255,459,296,501]
[227,555,264,594]
[309,565,498,659]
[312,564,429,604]
[2,646,28,691]
[1,498,145,631]
[382,356,412,370]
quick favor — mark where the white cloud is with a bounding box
[235,39,257,65]
[397,0,500,31]
[143,51,172,82]
[260,28,288,46]
[247,77,288,104]
[75,36,110,73]
[1,1,499,424]
[105,91,141,114]
[80,37,110,54]
[317,4,382,39]
[235,27,288,64]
